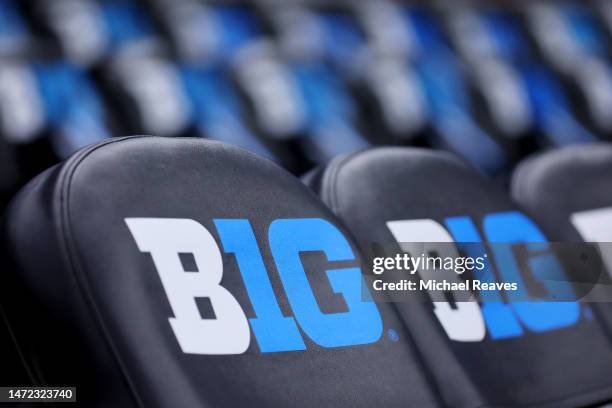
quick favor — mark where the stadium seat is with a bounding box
[303,147,612,407]
[512,143,612,242]
[512,142,612,329]
[2,137,438,407]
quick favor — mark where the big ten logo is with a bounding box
[387,211,582,342]
[125,217,383,355]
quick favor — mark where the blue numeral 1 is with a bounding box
[446,212,580,339]
[215,219,305,352]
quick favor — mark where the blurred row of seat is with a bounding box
[2,0,612,200]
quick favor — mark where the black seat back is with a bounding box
[2,137,438,407]
[304,147,612,408]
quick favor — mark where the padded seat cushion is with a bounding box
[2,137,437,408]
[304,147,612,408]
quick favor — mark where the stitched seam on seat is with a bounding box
[56,136,146,408]
[321,149,451,407]
[511,153,543,207]
[323,153,359,215]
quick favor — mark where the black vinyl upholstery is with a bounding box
[304,147,612,408]
[2,137,438,408]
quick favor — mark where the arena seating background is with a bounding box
[1,0,611,205]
